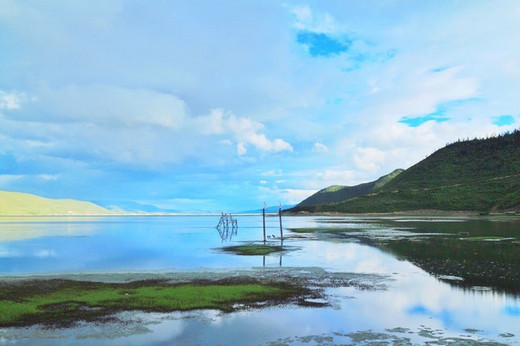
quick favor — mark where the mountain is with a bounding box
[238,204,297,214]
[93,200,178,214]
[296,169,404,208]
[289,130,520,214]
[0,190,115,216]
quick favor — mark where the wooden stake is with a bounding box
[278,204,283,241]
[262,204,266,243]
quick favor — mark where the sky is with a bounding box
[1,1,520,212]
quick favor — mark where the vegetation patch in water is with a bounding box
[0,278,310,327]
[379,237,520,293]
[222,244,285,255]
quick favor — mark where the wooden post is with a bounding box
[278,204,283,241]
[262,203,266,243]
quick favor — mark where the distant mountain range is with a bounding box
[93,200,179,214]
[289,130,520,214]
[0,190,114,216]
[0,191,293,216]
[237,204,296,214]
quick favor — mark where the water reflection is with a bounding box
[0,217,100,242]
[260,249,283,268]
[294,215,520,295]
[1,215,519,344]
[215,213,238,242]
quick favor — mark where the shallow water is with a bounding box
[1,215,519,344]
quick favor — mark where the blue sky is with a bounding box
[1,1,520,212]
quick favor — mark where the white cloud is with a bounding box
[261,169,283,177]
[0,91,27,110]
[287,168,361,191]
[290,5,339,34]
[237,142,247,155]
[0,174,24,186]
[2,1,520,212]
[312,142,329,152]
[316,169,355,184]
[353,147,387,172]
[40,85,189,129]
[0,87,293,170]
[259,186,318,205]
[0,174,60,188]
[38,174,60,181]
[366,66,479,122]
[219,139,232,146]
[194,108,293,155]
[282,188,319,204]
[504,57,520,77]
[291,5,312,29]
[323,63,484,179]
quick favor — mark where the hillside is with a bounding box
[296,169,404,207]
[290,130,520,213]
[0,190,115,216]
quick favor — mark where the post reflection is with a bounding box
[216,213,238,242]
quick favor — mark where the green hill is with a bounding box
[296,169,404,207]
[0,191,114,216]
[290,130,520,214]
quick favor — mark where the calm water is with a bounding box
[1,215,519,344]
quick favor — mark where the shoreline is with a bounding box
[0,267,388,285]
[283,209,520,217]
[2,210,519,218]
[0,268,387,328]
[0,213,275,217]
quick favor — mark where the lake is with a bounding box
[1,215,519,344]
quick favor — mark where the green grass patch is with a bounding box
[222,244,285,255]
[0,190,113,216]
[323,185,345,193]
[0,279,306,327]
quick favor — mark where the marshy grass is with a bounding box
[0,278,307,327]
[221,244,285,255]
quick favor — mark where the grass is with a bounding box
[303,176,520,214]
[0,279,307,327]
[0,190,113,216]
[222,244,285,255]
[323,185,345,193]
